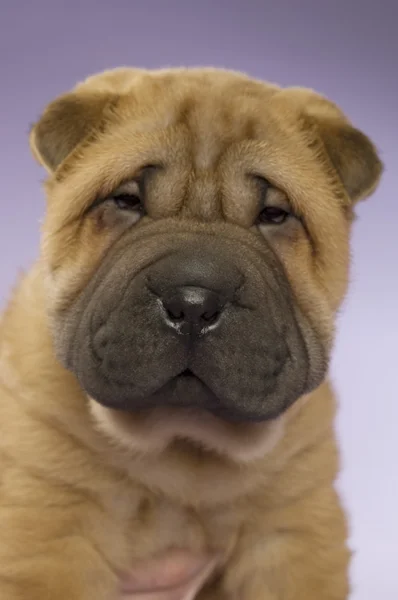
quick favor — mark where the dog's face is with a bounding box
[30,67,382,459]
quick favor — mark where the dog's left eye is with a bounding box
[253,175,290,226]
[112,193,142,211]
[258,206,290,225]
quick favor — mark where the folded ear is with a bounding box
[29,91,118,172]
[281,88,383,203]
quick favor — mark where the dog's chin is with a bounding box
[87,387,286,464]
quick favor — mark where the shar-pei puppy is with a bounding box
[0,66,382,599]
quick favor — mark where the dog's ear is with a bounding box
[314,117,383,202]
[282,88,383,203]
[29,91,118,172]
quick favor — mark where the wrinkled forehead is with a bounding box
[102,71,287,168]
[56,73,313,190]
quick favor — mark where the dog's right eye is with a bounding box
[89,180,144,226]
[112,193,142,212]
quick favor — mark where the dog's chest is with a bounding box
[122,494,239,555]
[117,497,240,599]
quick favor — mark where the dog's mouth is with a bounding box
[89,367,266,425]
[139,368,253,423]
[178,368,196,379]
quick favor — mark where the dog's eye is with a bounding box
[258,206,289,225]
[112,193,142,211]
[253,175,290,226]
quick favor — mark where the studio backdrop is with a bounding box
[0,1,396,598]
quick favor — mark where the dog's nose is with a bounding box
[160,286,224,335]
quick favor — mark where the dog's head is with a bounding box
[30,67,382,460]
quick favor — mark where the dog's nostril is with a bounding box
[203,309,220,324]
[165,303,185,322]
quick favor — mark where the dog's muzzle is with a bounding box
[56,234,327,423]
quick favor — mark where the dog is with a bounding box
[0,66,382,599]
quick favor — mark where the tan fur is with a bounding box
[0,66,382,599]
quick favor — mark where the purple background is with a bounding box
[1,1,396,597]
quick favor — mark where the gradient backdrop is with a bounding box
[1,1,397,598]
